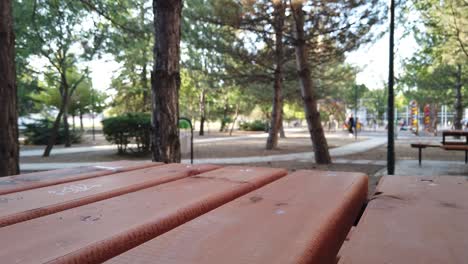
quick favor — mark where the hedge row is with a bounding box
[239,120,268,131]
[102,113,151,154]
[24,119,82,145]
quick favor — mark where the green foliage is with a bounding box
[283,103,305,122]
[399,51,467,109]
[239,120,267,131]
[102,113,151,155]
[31,68,107,120]
[410,0,467,64]
[398,1,466,101]
[362,88,388,121]
[104,0,153,114]
[24,119,82,145]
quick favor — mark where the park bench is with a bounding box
[337,175,468,263]
[411,130,468,166]
[0,163,367,264]
[410,143,440,166]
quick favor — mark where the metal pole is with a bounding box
[190,122,194,164]
[444,105,447,128]
[406,105,409,126]
[442,105,444,128]
[387,0,396,175]
[395,107,398,139]
[355,85,358,140]
[179,117,194,164]
[91,89,95,142]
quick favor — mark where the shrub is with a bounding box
[102,113,151,154]
[24,118,82,145]
[239,120,267,131]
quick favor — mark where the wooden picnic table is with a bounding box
[338,175,468,264]
[442,130,468,144]
[442,130,468,164]
[411,130,468,166]
[0,162,368,264]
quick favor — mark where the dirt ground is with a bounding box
[25,130,467,196]
[21,132,384,195]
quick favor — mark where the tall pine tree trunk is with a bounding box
[266,2,285,150]
[0,0,19,176]
[291,3,331,164]
[453,64,463,130]
[151,0,182,163]
[199,88,206,136]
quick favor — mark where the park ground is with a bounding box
[19,127,468,196]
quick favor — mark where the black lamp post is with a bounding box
[354,85,358,141]
[91,88,95,142]
[387,0,396,175]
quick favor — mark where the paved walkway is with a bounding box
[20,145,117,157]
[20,133,284,157]
[20,129,373,157]
[182,137,386,164]
[20,137,386,171]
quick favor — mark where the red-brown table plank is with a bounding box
[0,166,287,264]
[338,176,468,264]
[0,160,162,195]
[0,163,220,227]
[105,170,368,264]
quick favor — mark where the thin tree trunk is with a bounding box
[63,88,71,148]
[453,64,463,130]
[142,63,150,112]
[279,109,286,138]
[80,110,84,131]
[44,79,68,157]
[220,102,228,132]
[72,114,76,131]
[291,3,331,164]
[0,0,19,176]
[140,4,150,113]
[199,88,206,136]
[151,0,182,163]
[266,2,285,150]
[43,103,65,157]
[229,104,240,136]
